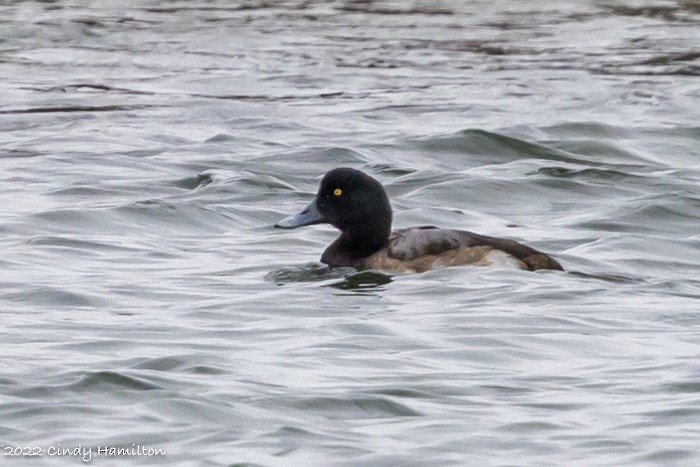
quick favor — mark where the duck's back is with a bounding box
[362,226,562,272]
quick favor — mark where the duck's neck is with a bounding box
[340,226,390,258]
[321,223,391,267]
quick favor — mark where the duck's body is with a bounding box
[324,226,562,272]
[276,168,563,273]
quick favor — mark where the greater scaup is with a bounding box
[275,168,563,272]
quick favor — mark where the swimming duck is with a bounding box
[275,168,563,272]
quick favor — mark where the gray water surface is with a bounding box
[1,1,699,466]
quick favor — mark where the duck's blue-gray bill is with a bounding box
[275,200,325,229]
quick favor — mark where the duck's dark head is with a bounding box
[275,168,393,260]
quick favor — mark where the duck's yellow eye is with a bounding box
[333,188,343,197]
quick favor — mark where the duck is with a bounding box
[275,168,563,272]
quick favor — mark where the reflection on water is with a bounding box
[266,263,355,284]
[327,270,394,293]
[267,264,394,293]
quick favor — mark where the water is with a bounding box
[1,1,699,465]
